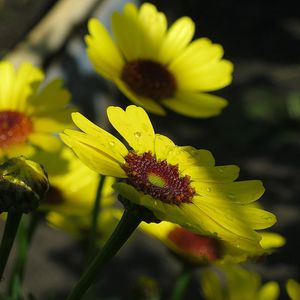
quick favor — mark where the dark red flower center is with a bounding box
[168,227,220,261]
[45,186,64,205]
[0,111,33,148]
[121,59,177,101]
[123,151,195,205]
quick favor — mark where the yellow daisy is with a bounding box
[61,105,276,252]
[140,221,285,265]
[201,265,280,300]
[85,2,233,117]
[0,60,74,160]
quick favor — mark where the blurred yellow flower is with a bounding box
[200,266,280,300]
[0,61,74,160]
[33,147,119,243]
[286,279,300,300]
[85,2,233,117]
[61,105,276,252]
[140,221,285,265]
[35,147,115,215]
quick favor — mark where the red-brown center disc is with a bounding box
[123,151,195,205]
[0,111,33,148]
[168,227,220,261]
[121,59,177,101]
[45,186,64,206]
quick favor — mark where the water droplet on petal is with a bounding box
[236,244,241,249]
[134,131,141,138]
[109,140,115,147]
[228,193,236,200]
[206,187,211,192]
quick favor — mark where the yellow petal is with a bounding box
[27,79,71,115]
[71,112,128,157]
[173,59,233,91]
[60,133,126,178]
[192,180,264,203]
[189,198,262,251]
[107,105,155,153]
[167,146,215,170]
[158,17,195,64]
[86,18,124,79]
[286,279,300,300]
[186,165,240,183]
[239,206,277,230]
[258,282,280,300]
[63,129,126,164]
[154,134,176,161]
[162,91,228,118]
[0,61,43,111]
[169,38,224,73]
[112,10,146,60]
[260,232,286,250]
[32,108,74,133]
[28,133,61,152]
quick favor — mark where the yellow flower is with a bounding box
[201,266,280,300]
[140,221,285,265]
[286,279,300,300]
[85,2,233,117]
[46,209,121,245]
[0,60,74,160]
[61,105,276,252]
[33,147,116,215]
[33,147,119,243]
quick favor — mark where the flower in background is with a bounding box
[33,147,119,244]
[61,105,276,252]
[0,61,74,160]
[200,265,280,300]
[85,2,233,118]
[286,279,300,300]
[35,147,115,215]
[140,221,285,265]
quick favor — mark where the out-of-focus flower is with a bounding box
[61,105,276,252]
[0,61,74,160]
[200,265,280,300]
[32,147,118,243]
[85,2,233,118]
[35,147,115,215]
[0,156,49,213]
[46,208,121,246]
[140,221,285,265]
[286,279,300,300]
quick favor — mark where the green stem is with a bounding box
[66,206,143,300]
[0,212,23,280]
[85,175,106,265]
[170,265,193,300]
[8,212,41,294]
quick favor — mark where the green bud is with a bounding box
[0,157,49,213]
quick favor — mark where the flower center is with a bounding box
[121,59,177,101]
[168,227,220,262]
[0,111,33,148]
[123,151,195,205]
[45,186,64,205]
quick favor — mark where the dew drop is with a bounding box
[228,193,236,200]
[236,244,241,249]
[206,187,212,192]
[134,131,141,138]
[109,140,115,147]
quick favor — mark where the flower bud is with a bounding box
[0,157,49,213]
